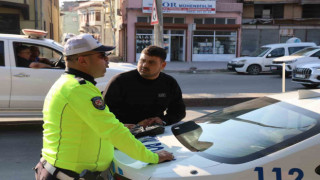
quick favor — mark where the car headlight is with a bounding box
[236,60,246,64]
[313,66,320,71]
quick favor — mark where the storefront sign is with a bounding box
[142,0,216,14]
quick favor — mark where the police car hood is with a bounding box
[273,55,303,63]
[296,61,320,68]
[113,125,222,179]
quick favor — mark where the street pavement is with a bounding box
[162,61,267,106]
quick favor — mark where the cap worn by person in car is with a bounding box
[64,34,115,56]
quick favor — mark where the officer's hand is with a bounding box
[156,150,174,163]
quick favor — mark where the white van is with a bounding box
[269,46,320,77]
[227,42,316,75]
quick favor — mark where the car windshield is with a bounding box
[291,47,319,56]
[249,47,270,57]
[173,97,319,164]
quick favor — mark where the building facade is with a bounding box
[0,0,60,41]
[76,1,114,46]
[113,0,242,62]
[60,1,82,43]
[241,0,320,56]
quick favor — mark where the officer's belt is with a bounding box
[40,157,78,180]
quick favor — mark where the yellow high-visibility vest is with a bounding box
[42,73,158,173]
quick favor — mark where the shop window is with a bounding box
[137,17,149,23]
[215,36,236,54]
[164,17,173,23]
[302,5,320,18]
[174,18,184,24]
[194,18,203,24]
[204,18,215,24]
[136,34,153,53]
[227,19,236,24]
[137,29,152,34]
[96,12,101,21]
[216,31,233,35]
[215,18,226,24]
[194,31,214,35]
[171,30,184,35]
[193,37,214,54]
[193,31,237,55]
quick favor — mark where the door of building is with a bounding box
[170,36,184,61]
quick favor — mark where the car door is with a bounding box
[0,40,11,108]
[9,40,64,109]
[262,47,285,70]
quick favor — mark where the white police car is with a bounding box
[0,29,135,111]
[269,46,320,77]
[292,61,320,88]
[111,89,320,180]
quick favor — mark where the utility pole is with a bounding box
[154,0,163,47]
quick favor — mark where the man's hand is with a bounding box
[138,117,164,128]
[124,124,136,129]
[148,117,164,125]
[156,150,174,163]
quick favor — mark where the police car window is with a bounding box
[0,41,4,66]
[13,42,64,68]
[310,50,320,57]
[268,48,285,58]
[175,97,320,164]
[288,46,308,55]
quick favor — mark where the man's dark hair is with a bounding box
[141,45,167,61]
[16,45,30,54]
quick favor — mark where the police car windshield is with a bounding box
[174,97,319,164]
[291,47,319,56]
[249,47,270,57]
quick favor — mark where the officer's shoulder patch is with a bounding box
[75,77,86,85]
[91,96,105,110]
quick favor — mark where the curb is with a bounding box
[183,97,255,107]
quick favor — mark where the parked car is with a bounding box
[0,30,135,111]
[292,61,320,88]
[227,42,316,75]
[110,89,320,180]
[268,46,320,77]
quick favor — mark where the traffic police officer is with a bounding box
[34,34,174,180]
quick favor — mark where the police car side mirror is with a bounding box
[172,121,213,152]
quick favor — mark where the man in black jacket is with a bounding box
[103,45,185,127]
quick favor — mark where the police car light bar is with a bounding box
[22,29,47,39]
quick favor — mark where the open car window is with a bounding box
[173,97,320,164]
[14,42,64,69]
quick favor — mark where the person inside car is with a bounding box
[16,45,51,68]
[29,46,52,66]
